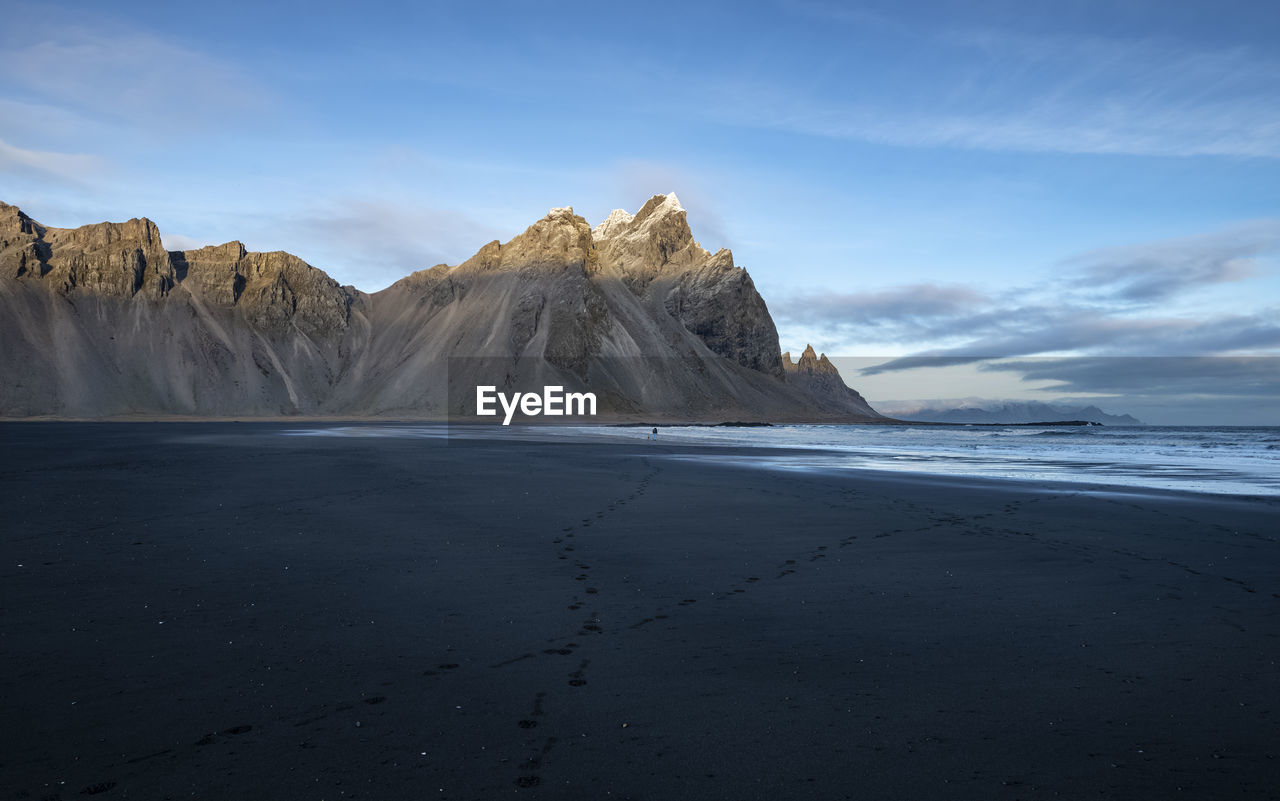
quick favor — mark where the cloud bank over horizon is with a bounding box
[772,219,1280,423]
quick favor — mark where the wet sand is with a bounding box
[2,422,1277,800]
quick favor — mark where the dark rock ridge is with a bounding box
[0,196,882,421]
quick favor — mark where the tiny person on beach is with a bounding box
[651,426,658,441]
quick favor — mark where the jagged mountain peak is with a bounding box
[629,192,687,230]
[780,345,877,416]
[455,205,597,276]
[591,193,686,243]
[592,192,709,289]
[785,345,839,375]
[644,191,683,214]
[592,208,634,241]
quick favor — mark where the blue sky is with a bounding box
[2,0,1277,422]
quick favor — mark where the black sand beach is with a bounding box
[2,422,1277,800]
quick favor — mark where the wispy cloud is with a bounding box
[857,310,1280,375]
[160,233,217,252]
[1064,219,1280,301]
[981,356,1280,398]
[0,17,269,137]
[0,137,105,183]
[772,284,988,341]
[268,199,508,291]
[708,13,1280,158]
[772,219,1280,383]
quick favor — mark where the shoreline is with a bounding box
[4,415,1272,428]
[3,422,1277,799]
[7,419,1277,500]
[279,421,1280,500]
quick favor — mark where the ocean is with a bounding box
[559,424,1280,497]
[289,423,1280,497]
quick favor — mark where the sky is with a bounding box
[2,0,1277,423]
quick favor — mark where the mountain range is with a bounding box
[874,399,1143,425]
[0,194,881,421]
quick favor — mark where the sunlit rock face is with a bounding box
[0,197,882,421]
[591,193,786,379]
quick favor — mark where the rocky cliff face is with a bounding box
[0,197,881,421]
[2,202,175,299]
[592,194,785,379]
[172,241,354,338]
[782,345,877,416]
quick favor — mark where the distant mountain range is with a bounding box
[875,400,1143,426]
[0,195,880,421]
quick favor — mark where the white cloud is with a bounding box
[0,20,269,135]
[160,233,217,252]
[257,198,509,291]
[0,137,105,183]
[693,22,1280,158]
[1065,219,1280,301]
[774,219,1280,370]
